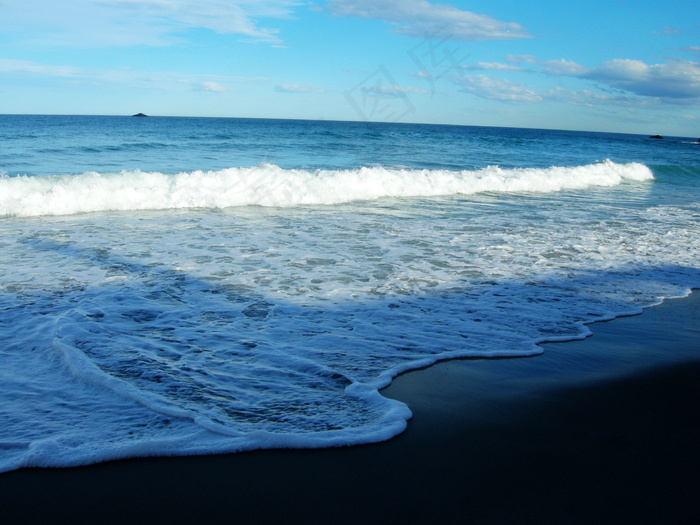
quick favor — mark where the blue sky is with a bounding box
[1,0,699,135]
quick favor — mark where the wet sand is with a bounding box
[1,293,699,524]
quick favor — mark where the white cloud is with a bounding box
[653,26,682,37]
[543,87,641,108]
[0,57,269,93]
[456,75,541,103]
[99,0,301,41]
[200,82,228,93]
[538,59,589,77]
[508,55,700,101]
[0,58,79,77]
[0,0,302,46]
[361,84,427,97]
[275,84,326,93]
[461,62,524,72]
[327,0,530,41]
[594,59,650,81]
[678,46,700,56]
[586,59,700,100]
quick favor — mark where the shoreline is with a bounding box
[385,290,700,427]
[2,292,699,524]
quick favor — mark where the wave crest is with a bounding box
[1,160,653,217]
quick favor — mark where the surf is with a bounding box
[0,160,653,218]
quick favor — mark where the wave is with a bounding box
[650,164,700,185]
[0,160,653,218]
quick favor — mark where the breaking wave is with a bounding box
[0,160,653,218]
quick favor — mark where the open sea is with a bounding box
[1,115,699,472]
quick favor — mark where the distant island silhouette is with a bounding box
[132,113,148,117]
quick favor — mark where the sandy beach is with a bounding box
[2,292,698,524]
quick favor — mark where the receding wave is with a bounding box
[0,160,653,217]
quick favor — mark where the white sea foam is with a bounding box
[0,160,653,217]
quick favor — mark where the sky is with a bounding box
[1,0,699,136]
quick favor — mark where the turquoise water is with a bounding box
[1,115,698,471]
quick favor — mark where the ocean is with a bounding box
[1,115,698,472]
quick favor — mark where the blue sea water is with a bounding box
[1,115,699,472]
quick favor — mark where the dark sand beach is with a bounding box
[2,292,699,524]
